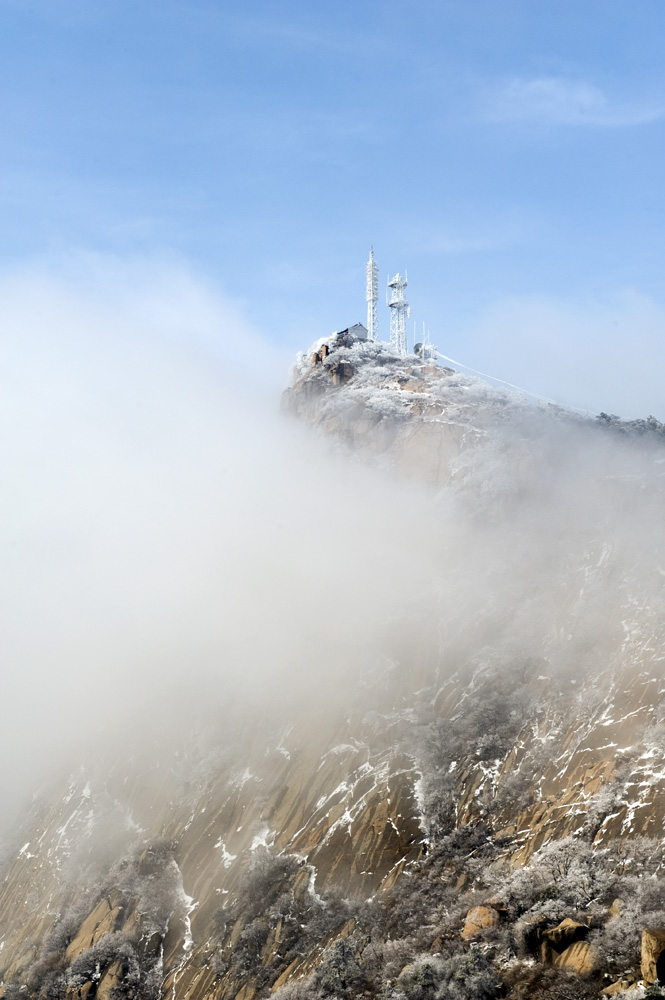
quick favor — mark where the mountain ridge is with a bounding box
[2,332,665,999]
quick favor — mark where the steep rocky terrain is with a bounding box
[3,331,665,1000]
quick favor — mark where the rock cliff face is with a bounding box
[3,333,665,999]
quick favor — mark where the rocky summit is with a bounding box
[3,331,665,1000]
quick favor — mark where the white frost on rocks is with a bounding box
[213,840,237,868]
[250,826,273,851]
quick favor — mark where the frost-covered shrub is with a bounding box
[217,849,363,989]
[271,980,318,1000]
[397,949,498,1000]
[590,875,665,975]
[396,955,443,1000]
[376,938,414,983]
[490,764,535,816]
[411,663,538,838]
[99,837,181,938]
[237,847,301,920]
[60,931,161,1000]
[23,948,69,1000]
[313,939,365,996]
[41,893,105,956]
[232,916,271,975]
[67,932,138,988]
[298,890,356,954]
[1,986,26,1000]
[492,837,614,918]
[502,965,600,999]
[4,838,183,1000]
[597,412,665,439]
[443,949,500,1000]
[608,835,663,878]
[582,781,624,841]
[382,824,501,952]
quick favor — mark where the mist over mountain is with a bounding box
[3,305,665,999]
[0,260,441,822]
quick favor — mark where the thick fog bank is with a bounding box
[0,257,440,830]
[2,255,665,839]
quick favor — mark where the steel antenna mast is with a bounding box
[365,247,379,340]
[387,271,409,356]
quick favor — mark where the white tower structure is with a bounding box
[365,247,379,340]
[387,271,409,356]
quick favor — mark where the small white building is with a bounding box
[336,322,368,341]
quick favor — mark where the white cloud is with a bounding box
[488,76,663,128]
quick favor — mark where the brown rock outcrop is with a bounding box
[543,917,588,950]
[460,905,499,939]
[540,918,592,970]
[329,361,355,386]
[601,981,633,997]
[65,983,95,999]
[552,940,597,975]
[96,960,125,1000]
[642,927,665,985]
[65,896,124,962]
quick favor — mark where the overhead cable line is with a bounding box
[433,350,591,417]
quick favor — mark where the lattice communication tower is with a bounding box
[365,247,379,339]
[387,272,409,356]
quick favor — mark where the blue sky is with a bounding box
[3,0,665,416]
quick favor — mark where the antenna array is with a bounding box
[387,272,410,356]
[365,248,379,339]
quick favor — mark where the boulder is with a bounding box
[461,905,499,940]
[65,985,95,999]
[553,940,597,975]
[543,917,588,950]
[601,981,633,997]
[539,917,588,966]
[642,927,665,985]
